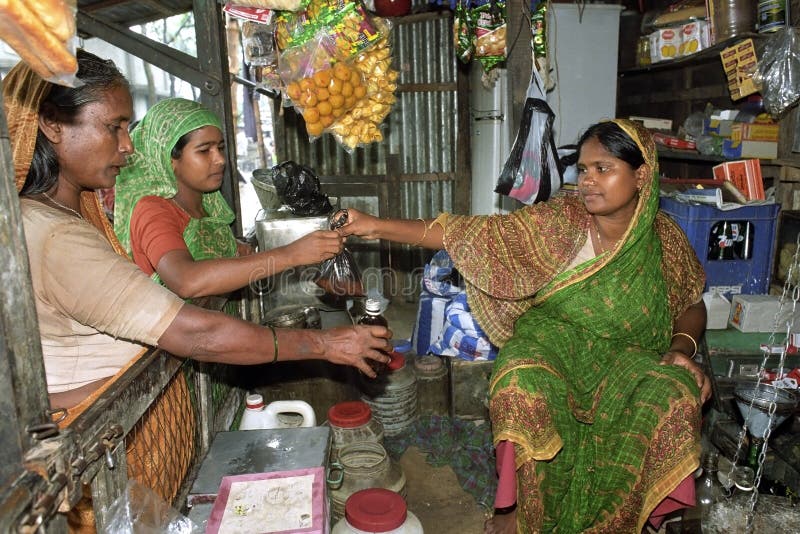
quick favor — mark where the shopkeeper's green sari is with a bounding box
[114,98,237,282]
[440,120,705,532]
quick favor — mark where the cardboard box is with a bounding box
[653,132,696,150]
[629,116,673,131]
[704,118,736,137]
[729,294,798,333]
[704,291,732,329]
[446,357,493,420]
[649,27,681,63]
[206,467,328,534]
[720,39,759,100]
[679,20,710,57]
[712,159,765,201]
[722,138,778,160]
[730,122,780,143]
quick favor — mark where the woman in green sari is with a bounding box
[340,119,710,532]
[114,97,342,298]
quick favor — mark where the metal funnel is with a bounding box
[734,383,799,438]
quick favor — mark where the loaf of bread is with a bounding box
[0,0,77,80]
[32,0,76,42]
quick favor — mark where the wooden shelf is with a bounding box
[657,148,724,163]
[657,148,798,167]
[619,33,764,76]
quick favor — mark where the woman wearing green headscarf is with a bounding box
[340,120,711,533]
[115,98,341,298]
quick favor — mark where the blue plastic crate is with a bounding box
[660,197,780,297]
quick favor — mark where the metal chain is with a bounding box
[736,231,800,532]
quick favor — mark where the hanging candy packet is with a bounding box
[327,17,398,151]
[471,0,506,72]
[279,33,367,139]
[453,0,474,64]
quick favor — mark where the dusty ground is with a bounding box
[386,300,489,533]
[399,446,488,533]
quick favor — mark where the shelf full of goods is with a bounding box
[623,1,797,162]
[226,0,399,151]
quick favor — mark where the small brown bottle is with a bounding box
[358,298,389,374]
[357,298,388,327]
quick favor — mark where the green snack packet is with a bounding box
[472,0,506,72]
[454,0,474,64]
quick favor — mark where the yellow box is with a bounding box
[678,20,710,57]
[649,27,681,63]
[720,39,759,100]
[730,122,780,143]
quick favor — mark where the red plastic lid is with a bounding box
[387,351,405,372]
[245,393,264,410]
[345,488,407,531]
[328,401,372,428]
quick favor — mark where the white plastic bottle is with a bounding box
[239,393,317,430]
[332,488,423,534]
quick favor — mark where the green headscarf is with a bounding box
[114,98,237,271]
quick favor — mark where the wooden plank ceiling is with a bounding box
[77,0,194,28]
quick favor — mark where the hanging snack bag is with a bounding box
[328,17,398,150]
[472,0,506,72]
[275,0,382,60]
[453,0,474,64]
[224,3,275,23]
[279,31,369,140]
[228,0,310,12]
[530,1,547,61]
[242,20,282,90]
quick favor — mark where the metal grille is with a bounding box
[124,368,199,504]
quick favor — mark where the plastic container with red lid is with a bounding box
[327,401,384,459]
[359,350,418,437]
[332,488,423,534]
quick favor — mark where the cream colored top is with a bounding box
[20,198,185,393]
[564,230,597,271]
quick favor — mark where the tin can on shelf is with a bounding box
[413,355,449,416]
[758,1,786,33]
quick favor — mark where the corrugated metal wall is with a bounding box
[273,10,471,301]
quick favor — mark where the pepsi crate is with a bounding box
[659,197,780,298]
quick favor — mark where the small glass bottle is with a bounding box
[358,298,388,327]
[358,299,389,374]
[696,451,724,521]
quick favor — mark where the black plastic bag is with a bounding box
[315,209,365,297]
[494,67,563,204]
[271,160,333,216]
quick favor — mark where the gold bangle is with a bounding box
[671,332,697,358]
[411,218,428,247]
[267,324,279,363]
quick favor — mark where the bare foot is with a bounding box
[484,509,517,534]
